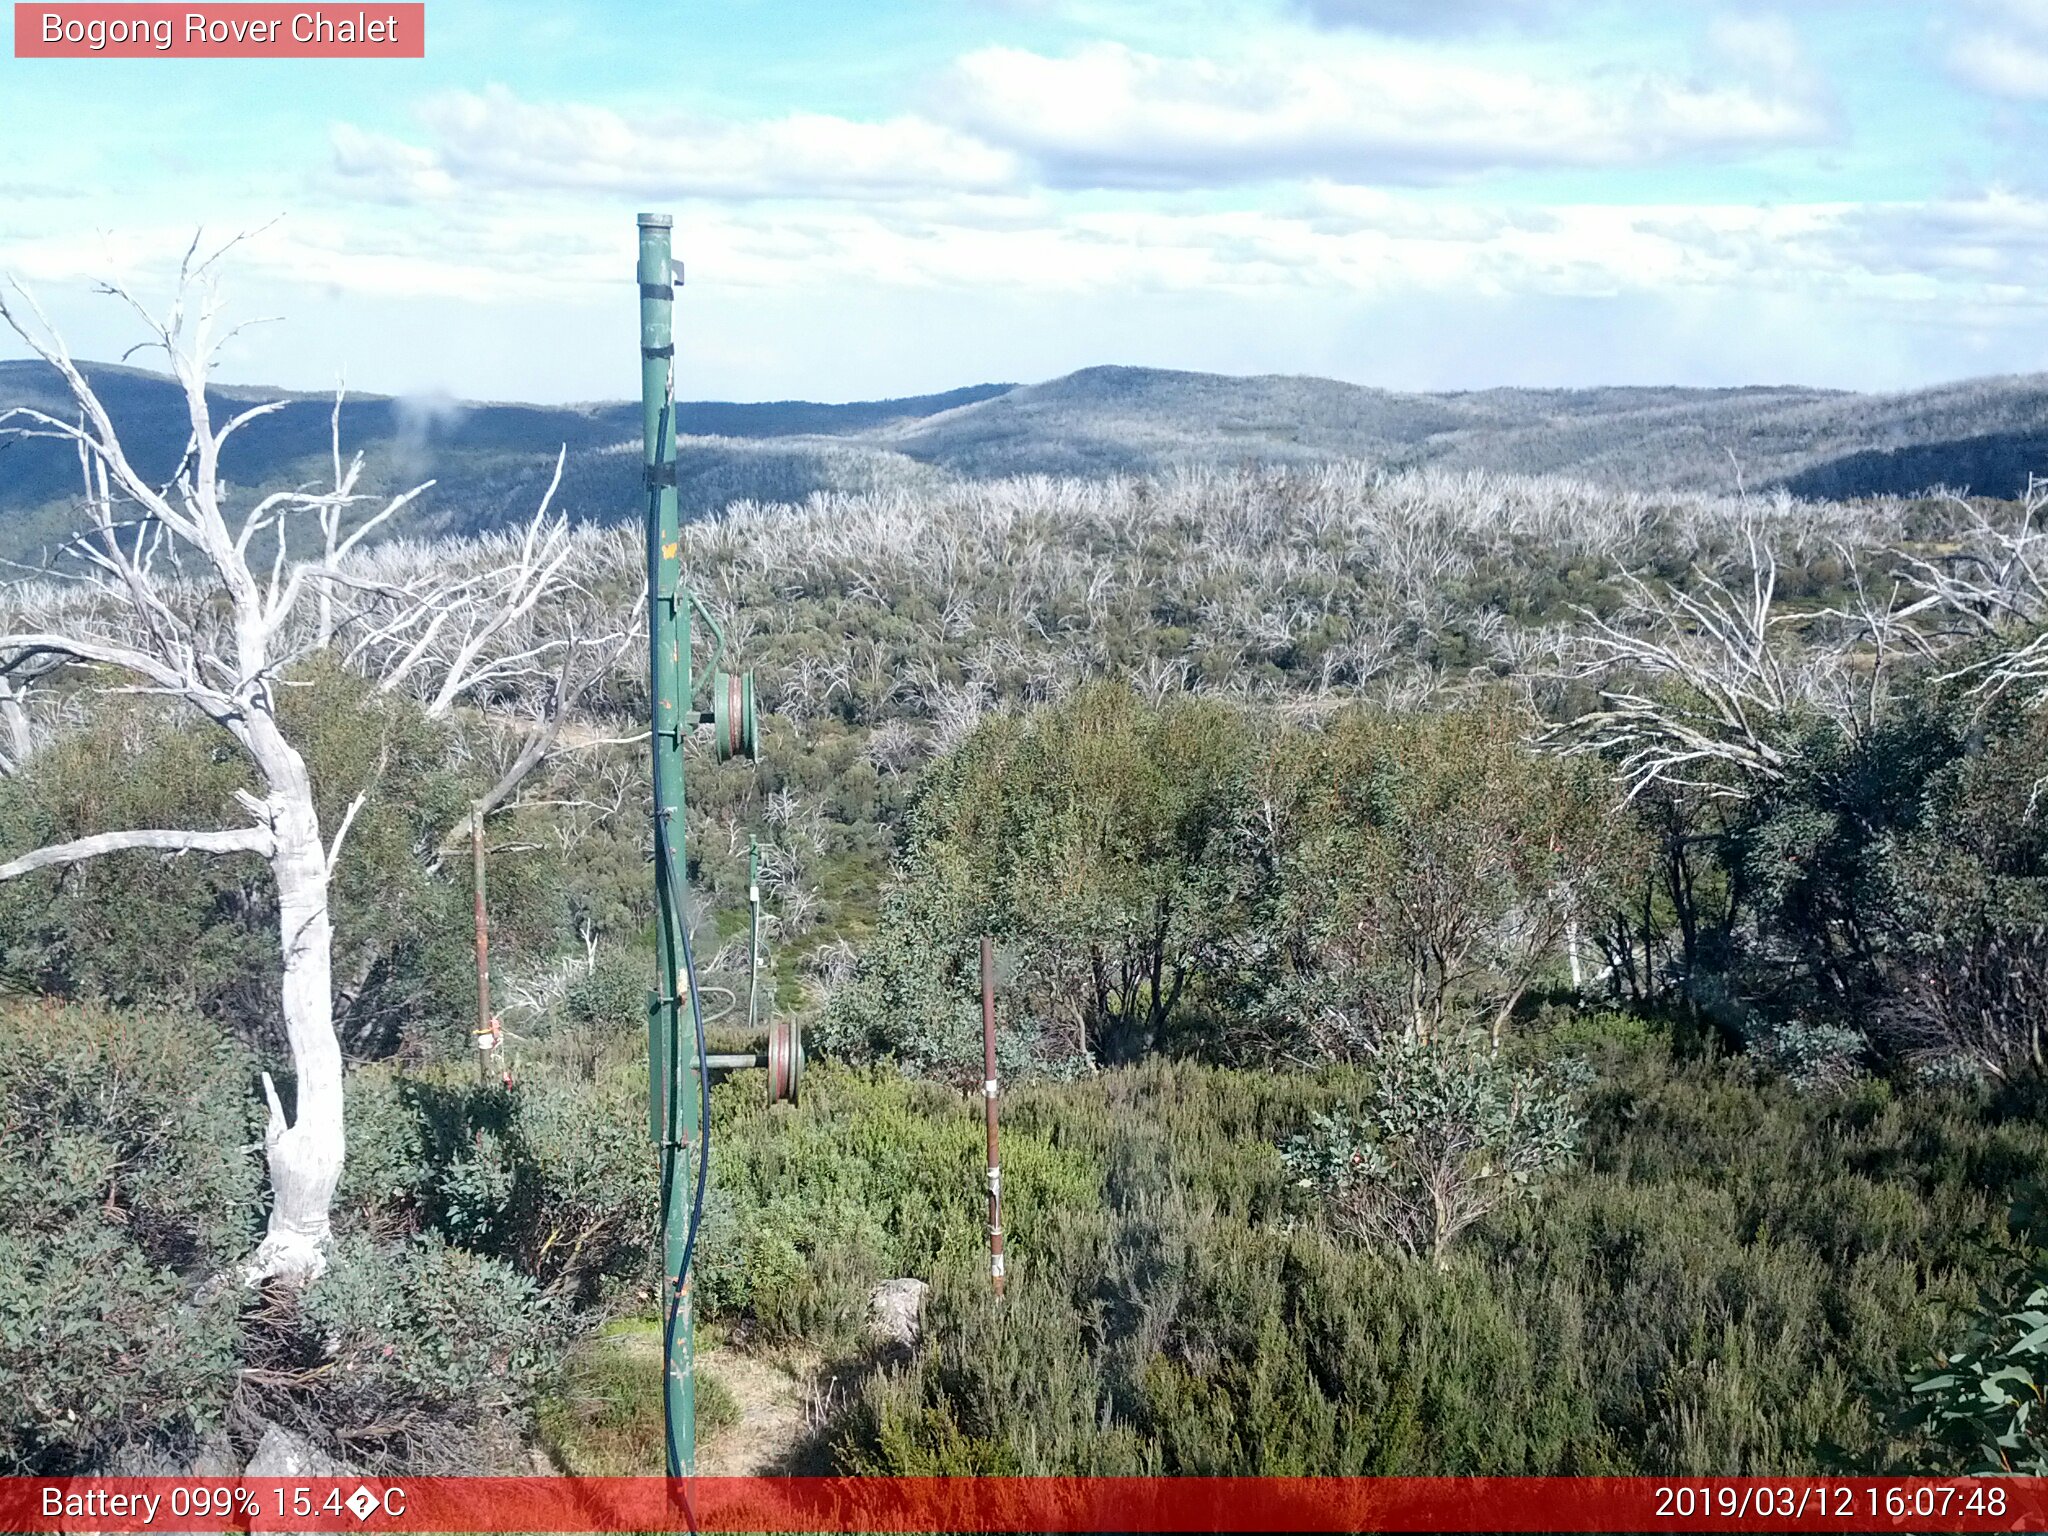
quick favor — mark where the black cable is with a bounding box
[655,808,711,1493]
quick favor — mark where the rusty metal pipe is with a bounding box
[981,934,1004,1298]
[471,801,494,1079]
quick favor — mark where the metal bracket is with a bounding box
[687,590,728,695]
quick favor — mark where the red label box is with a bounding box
[0,1477,2039,1533]
[14,3,424,56]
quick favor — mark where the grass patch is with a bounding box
[536,1319,738,1474]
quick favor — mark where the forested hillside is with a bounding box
[6,357,2048,563]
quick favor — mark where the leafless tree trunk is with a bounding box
[254,717,346,1278]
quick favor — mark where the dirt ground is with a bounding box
[694,1342,820,1475]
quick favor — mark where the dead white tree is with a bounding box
[0,244,579,1282]
[1898,480,2048,703]
[347,490,585,721]
[1548,533,1803,801]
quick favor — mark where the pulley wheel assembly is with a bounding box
[711,670,757,763]
[765,1014,803,1106]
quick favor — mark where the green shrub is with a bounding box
[1903,1253,2048,1473]
[697,1064,1101,1344]
[829,1046,2047,1476]
[565,946,649,1035]
[290,1232,563,1470]
[336,1061,431,1237]
[0,1000,259,1473]
[1282,1033,1586,1264]
[260,1042,662,1472]
[337,1052,658,1306]
[1747,1019,1868,1094]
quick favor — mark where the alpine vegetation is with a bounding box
[3,271,2047,1479]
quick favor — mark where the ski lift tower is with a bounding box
[636,211,760,1479]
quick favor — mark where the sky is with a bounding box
[1,0,2046,403]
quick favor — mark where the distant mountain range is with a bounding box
[3,359,2045,563]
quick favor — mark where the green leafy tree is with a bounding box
[829,684,1256,1068]
[830,689,1623,1073]
[1258,702,1624,1054]
[1872,700,2048,1079]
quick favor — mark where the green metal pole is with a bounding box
[638,211,697,1478]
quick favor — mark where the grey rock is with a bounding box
[244,1420,345,1478]
[867,1277,930,1351]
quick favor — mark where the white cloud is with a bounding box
[1834,188,2048,284]
[333,38,1834,211]
[1948,31,2048,99]
[33,177,2031,327]
[16,189,2048,401]
[941,41,1831,188]
[331,85,1025,204]
[1704,13,1811,83]
[1946,0,2048,98]
[644,189,2048,312]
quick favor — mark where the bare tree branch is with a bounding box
[1545,528,1805,800]
[1897,479,2048,705]
[0,824,273,881]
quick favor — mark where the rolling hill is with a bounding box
[3,359,2045,565]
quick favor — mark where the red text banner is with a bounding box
[0,1477,2038,1533]
[13,4,424,57]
